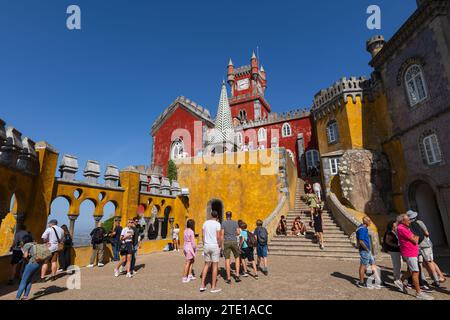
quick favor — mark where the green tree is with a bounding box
[167,160,178,183]
[102,216,115,234]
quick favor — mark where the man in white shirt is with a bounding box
[40,219,64,280]
[200,211,223,293]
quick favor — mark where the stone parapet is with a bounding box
[235,108,310,131]
[59,154,79,181]
[0,121,39,175]
[83,160,100,184]
[104,165,120,188]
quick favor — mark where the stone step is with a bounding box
[273,234,350,240]
[269,250,359,259]
[269,241,354,248]
[271,237,352,244]
[269,245,357,254]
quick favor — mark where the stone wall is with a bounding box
[338,149,391,215]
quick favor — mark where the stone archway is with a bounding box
[409,181,447,247]
[206,199,224,224]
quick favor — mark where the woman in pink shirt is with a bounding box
[395,214,434,300]
[182,219,197,283]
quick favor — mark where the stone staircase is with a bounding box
[269,179,359,259]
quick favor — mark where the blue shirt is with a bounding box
[356,225,371,252]
[241,230,248,249]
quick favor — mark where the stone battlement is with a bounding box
[57,155,182,197]
[0,118,39,176]
[151,96,213,134]
[312,76,372,120]
[235,107,310,130]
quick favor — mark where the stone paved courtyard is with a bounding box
[1,252,449,300]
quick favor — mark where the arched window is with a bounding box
[170,139,184,160]
[258,128,267,142]
[286,149,295,162]
[405,64,428,107]
[282,123,292,137]
[326,121,339,144]
[306,150,320,170]
[421,133,442,165]
[239,110,247,121]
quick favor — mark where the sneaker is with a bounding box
[320,244,324,250]
[57,269,64,273]
[199,287,207,292]
[182,277,190,283]
[119,265,124,273]
[255,275,259,280]
[225,279,231,284]
[356,281,372,289]
[210,288,222,293]
[126,272,133,278]
[394,280,407,294]
[235,277,241,283]
[241,273,249,278]
[98,263,105,267]
[131,271,137,276]
[132,269,138,274]
[114,269,119,277]
[86,264,94,268]
[416,292,434,300]
[421,285,433,293]
[188,275,196,281]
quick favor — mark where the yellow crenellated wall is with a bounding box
[176,149,296,232]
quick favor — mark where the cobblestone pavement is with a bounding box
[1,252,449,300]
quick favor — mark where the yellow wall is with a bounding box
[176,150,290,232]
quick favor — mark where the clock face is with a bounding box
[237,78,250,91]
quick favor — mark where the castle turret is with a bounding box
[366,35,385,58]
[251,52,258,80]
[227,59,235,86]
[260,65,266,84]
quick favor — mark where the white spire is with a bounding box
[260,65,265,72]
[228,58,233,66]
[251,51,257,59]
[212,82,234,144]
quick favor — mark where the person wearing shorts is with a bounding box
[239,222,258,279]
[221,211,241,284]
[114,219,134,278]
[200,211,222,293]
[355,216,382,289]
[396,213,433,300]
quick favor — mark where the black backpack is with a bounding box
[91,228,104,244]
[410,221,425,245]
[256,227,268,245]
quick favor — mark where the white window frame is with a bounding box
[405,64,428,107]
[423,134,442,165]
[170,140,184,160]
[329,157,340,176]
[258,128,267,142]
[306,150,320,170]
[282,123,292,138]
[326,121,339,144]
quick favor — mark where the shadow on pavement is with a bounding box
[31,285,68,300]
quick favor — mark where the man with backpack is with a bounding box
[40,219,64,281]
[254,219,269,276]
[87,222,106,268]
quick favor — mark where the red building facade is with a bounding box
[151,54,319,177]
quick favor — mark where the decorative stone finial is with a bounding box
[149,175,161,194]
[0,127,23,168]
[17,137,38,175]
[84,160,101,184]
[139,173,149,192]
[59,154,79,181]
[170,180,181,196]
[160,177,171,196]
[104,164,120,187]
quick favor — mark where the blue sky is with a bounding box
[0,0,416,233]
